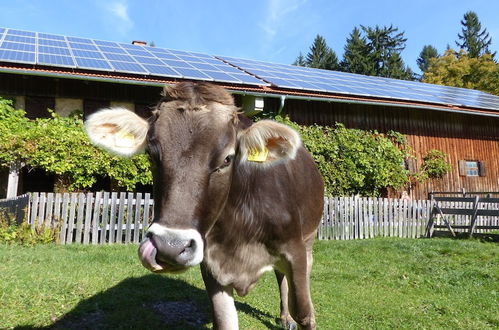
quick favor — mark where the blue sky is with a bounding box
[1,0,498,74]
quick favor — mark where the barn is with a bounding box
[1,27,498,199]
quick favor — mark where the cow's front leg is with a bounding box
[279,245,316,330]
[275,270,297,329]
[201,263,239,330]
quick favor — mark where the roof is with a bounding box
[1,27,499,116]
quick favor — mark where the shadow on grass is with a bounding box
[16,274,210,330]
[235,301,282,330]
[431,230,499,242]
[14,274,282,329]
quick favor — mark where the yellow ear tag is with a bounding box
[247,147,269,162]
[115,130,135,148]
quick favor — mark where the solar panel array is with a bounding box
[1,27,499,111]
[0,28,266,86]
[219,56,499,111]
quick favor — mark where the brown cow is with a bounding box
[85,82,324,329]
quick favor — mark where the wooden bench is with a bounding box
[426,193,499,238]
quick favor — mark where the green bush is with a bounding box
[418,149,453,180]
[0,216,59,246]
[271,115,409,196]
[0,98,152,191]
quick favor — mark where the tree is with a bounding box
[417,45,439,73]
[361,24,413,80]
[422,49,499,95]
[293,52,306,66]
[0,100,152,191]
[340,27,370,74]
[295,35,340,70]
[456,11,495,58]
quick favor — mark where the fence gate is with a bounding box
[0,194,30,225]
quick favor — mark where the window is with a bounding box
[458,160,486,177]
[465,161,479,176]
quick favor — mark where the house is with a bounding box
[0,27,498,199]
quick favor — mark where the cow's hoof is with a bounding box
[279,316,297,330]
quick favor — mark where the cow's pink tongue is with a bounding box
[138,239,163,271]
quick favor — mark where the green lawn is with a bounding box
[1,238,497,329]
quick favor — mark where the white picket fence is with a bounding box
[28,192,153,244]
[17,192,499,244]
[317,196,432,240]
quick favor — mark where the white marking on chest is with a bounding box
[204,241,277,294]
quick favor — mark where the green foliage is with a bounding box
[456,11,495,58]
[0,99,152,191]
[292,52,306,66]
[423,49,499,95]
[0,219,58,246]
[295,34,340,70]
[361,24,414,80]
[417,45,439,73]
[340,27,371,74]
[417,149,453,181]
[271,116,409,196]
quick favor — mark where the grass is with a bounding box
[0,238,497,329]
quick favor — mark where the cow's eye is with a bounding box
[221,155,233,168]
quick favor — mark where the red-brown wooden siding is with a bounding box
[283,99,499,199]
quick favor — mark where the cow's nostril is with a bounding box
[146,231,153,239]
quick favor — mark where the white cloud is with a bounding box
[258,0,308,60]
[103,1,133,35]
[259,0,307,40]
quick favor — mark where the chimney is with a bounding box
[132,40,147,46]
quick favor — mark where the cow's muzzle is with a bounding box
[138,223,204,273]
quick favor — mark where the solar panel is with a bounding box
[4,35,34,43]
[0,27,270,85]
[72,49,104,59]
[103,53,134,62]
[74,57,112,70]
[109,61,147,73]
[218,55,499,110]
[7,29,35,37]
[38,46,71,56]
[38,33,65,41]
[0,49,35,63]
[67,36,93,44]
[38,39,67,47]
[38,54,75,67]
[97,46,127,54]
[1,41,35,52]
[2,27,498,111]
[142,64,181,77]
[69,42,98,51]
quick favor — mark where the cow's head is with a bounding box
[85,82,301,273]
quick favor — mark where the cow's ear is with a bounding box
[85,108,149,157]
[238,120,301,164]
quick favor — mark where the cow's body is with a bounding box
[85,82,324,329]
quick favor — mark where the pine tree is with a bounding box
[361,25,413,80]
[417,45,439,72]
[340,27,370,74]
[305,35,339,70]
[293,52,306,66]
[456,11,494,58]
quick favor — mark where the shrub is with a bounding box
[0,216,59,246]
[270,115,409,196]
[0,99,152,191]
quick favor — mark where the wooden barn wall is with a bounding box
[0,73,163,105]
[283,99,499,199]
